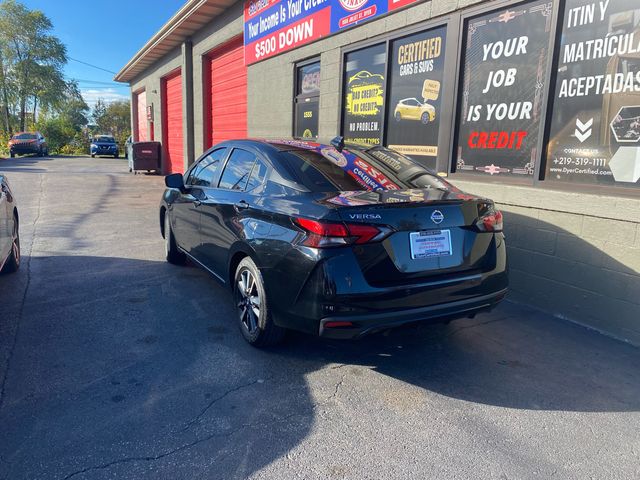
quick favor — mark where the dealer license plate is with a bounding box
[409,230,452,259]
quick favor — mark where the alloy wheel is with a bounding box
[12,222,20,266]
[236,268,261,334]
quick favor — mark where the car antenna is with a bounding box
[330,136,345,152]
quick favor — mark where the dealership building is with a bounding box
[115,0,640,344]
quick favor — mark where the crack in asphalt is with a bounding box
[60,411,303,480]
[0,174,44,411]
[60,368,360,480]
[178,376,272,433]
[326,372,347,403]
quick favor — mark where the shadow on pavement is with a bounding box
[1,251,639,479]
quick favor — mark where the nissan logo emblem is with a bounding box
[431,210,444,224]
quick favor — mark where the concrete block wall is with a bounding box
[454,180,640,345]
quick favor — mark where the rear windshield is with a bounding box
[94,136,115,143]
[14,133,37,140]
[274,147,453,193]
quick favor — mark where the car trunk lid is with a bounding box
[324,188,499,286]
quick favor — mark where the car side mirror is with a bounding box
[165,173,185,191]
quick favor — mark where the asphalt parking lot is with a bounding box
[1,155,639,480]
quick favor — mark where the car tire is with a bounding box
[233,257,285,347]
[164,213,186,265]
[114,154,119,159]
[10,152,15,158]
[421,112,430,124]
[91,154,95,158]
[1,214,20,274]
[395,112,402,122]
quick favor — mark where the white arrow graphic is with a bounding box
[575,117,593,143]
[576,118,593,131]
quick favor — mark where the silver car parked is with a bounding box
[0,174,20,274]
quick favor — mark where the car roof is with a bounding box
[213,138,374,155]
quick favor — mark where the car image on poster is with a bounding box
[386,26,447,170]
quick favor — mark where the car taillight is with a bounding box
[475,210,503,232]
[293,218,391,248]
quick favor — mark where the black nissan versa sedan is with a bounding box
[160,138,507,346]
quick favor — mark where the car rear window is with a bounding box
[274,147,453,193]
[276,150,364,192]
[14,133,37,140]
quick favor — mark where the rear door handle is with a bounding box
[234,200,249,212]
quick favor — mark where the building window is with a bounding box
[454,0,553,177]
[342,43,386,146]
[386,25,448,170]
[546,0,640,188]
[294,60,320,139]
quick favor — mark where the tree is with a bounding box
[0,0,67,133]
[93,99,131,145]
[91,98,107,127]
[34,81,89,154]
[47,81,89,130]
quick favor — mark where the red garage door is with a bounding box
[206,37,247,148]
[162,70,183,174]
[135,91,147,141]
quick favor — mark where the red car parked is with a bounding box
[8,132,48,158]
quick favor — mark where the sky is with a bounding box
[21,0,185,108]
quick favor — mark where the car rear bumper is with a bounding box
[266,232,508,337]
[318,288,507,339]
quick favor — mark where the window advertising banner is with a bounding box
[295,99,319,137]
[342,44,386,145]
[386,26,447,169]
[546,0,640,186]
[455,1,553,176]
[295,62,321,138]
[244,0,420,65]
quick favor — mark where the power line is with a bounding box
[75,79,129,87]
[68,56,117,75]
[65,76,129,87]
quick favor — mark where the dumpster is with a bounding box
[129,141,161,174]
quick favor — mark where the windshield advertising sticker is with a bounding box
[455,0,553,177]
[244,0,420,64]
[342,44,386,146]
[386,26,447,170]
[547,0,640,186]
